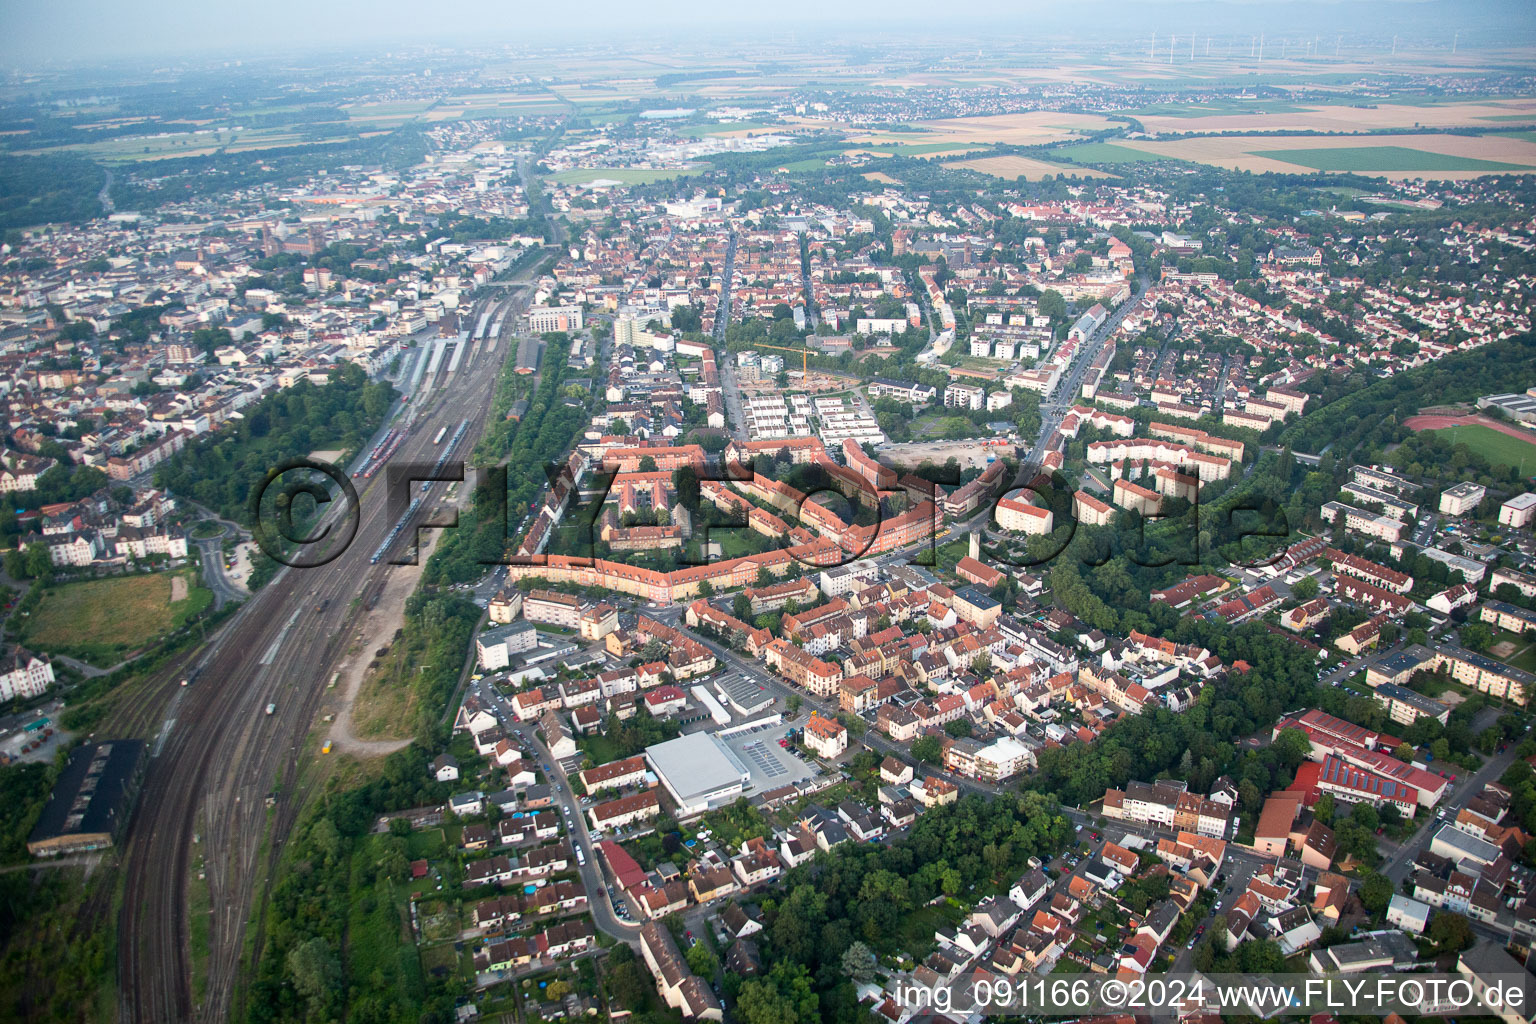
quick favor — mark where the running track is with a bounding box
[1402,413,1536,446]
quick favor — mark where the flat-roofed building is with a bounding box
[1500,492,1536,529]
[1439,482,1486,517]
[1481,599,1536,636]
[1492,566,1536,600]
[645,732,753,818]
[1422,641,1532,705]
[1372,682,1451,727]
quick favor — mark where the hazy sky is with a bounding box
[1,0,1529,69]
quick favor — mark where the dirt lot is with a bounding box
[877,439,1011,471]
[1115,133,1536,179]
[328,522,449,756]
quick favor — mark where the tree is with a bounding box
[944,719,973,739]
[286,937,341,1014]
[1428,911,1473,952]
[912,735,943,763]
[840,940,876,982]
[23,543,50,579]
[638,455,658,473]
[733,593,754,620]
[1461,622,1493,652]
[1038,289,1067,321]
[738,962,819,1024]
[786,694,802,716]
[685,941,719,979]
[1314,793,1336,825]
[1291,576,1320,601]
[1359,871,1393,914]
[674,465,701,509]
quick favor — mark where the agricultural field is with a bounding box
[1429,424,1536,474]
[1134,96,1536,135]
[1113,133,1536,179]
[1259,146,1526,173]
[20,569,212,664]
[945,154,1111,180]
[848,142,989,158]
[842,110,1118,148]
[1048,141,1181,165]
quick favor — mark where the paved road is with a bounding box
[1383,741,1523,885]
[461,679,643,946]
[1023,276,1148,469]
[712,230,737,342]
[194,532,246,611]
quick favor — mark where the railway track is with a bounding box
[117,284,530,1023]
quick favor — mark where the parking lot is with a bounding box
[718,719,815,792]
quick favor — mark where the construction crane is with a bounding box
[757,343,812,378]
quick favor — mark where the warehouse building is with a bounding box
[27,740,146,857]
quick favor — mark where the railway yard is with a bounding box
[110,283,534,1023]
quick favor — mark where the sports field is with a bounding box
[21,569,212,664]
[1429,424,1536,473]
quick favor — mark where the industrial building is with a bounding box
[644,731,753,818]
[27,740,146,857]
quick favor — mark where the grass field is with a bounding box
[21,569,211,664]
[549,166,702,186]
[1429,424,1536,473]
[1259,146,1527,173]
